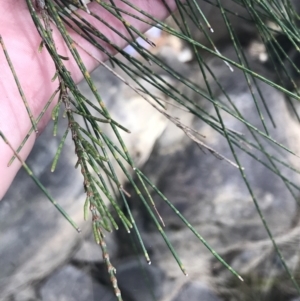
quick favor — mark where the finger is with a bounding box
[0,0,177,199]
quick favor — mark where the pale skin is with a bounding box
[0,0,178,199]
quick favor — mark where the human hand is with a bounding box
[0,0,177,199]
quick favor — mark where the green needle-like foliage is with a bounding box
[2,0,300,299]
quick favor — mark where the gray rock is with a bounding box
[91,258,165,301]
[167,0,300,61]
[39,265,115,301]
[13,286,39,301]
[166,0,257,54]
[0,119,89,300]
[115,45,300,298]
[73,231,117,263]
[172,282,222,301]
[116,258,165,301]
[73,238,104,263]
